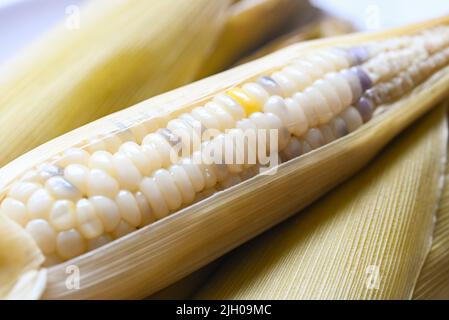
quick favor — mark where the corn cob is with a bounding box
[1,25,448,264]
[2,17,449,299]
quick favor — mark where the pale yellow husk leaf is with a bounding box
[149,262,222,300]
[239,12,354,63]
[194,105,448,300]
[0,215,45,299]
[0,0,229,166]
[414,140,449,299]
[196,0,311,78]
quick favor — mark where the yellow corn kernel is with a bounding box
[226,88,261,116]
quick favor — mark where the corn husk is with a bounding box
[196,0,311,78]
[194,105,448,299]
[239,12,354,63]
[149,262,221,300]
[413,143,449,299]
[0,0,229,166]
[0,215,45,299]
[2,16,449,299]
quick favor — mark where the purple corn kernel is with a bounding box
[257,76,283,97]
[352,67,373,91]
[341,69,363,103]
[332,117,349,138]
[356,97,374,122]
[158,128,181,148]
[348,46,369,65]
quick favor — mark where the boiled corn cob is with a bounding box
[1,26,449,267]
[2,17,449,299]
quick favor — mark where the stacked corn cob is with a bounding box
[1,25,449,268]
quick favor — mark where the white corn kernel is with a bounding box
[87,169,119,199]
[293,92,319,128]
[50,200,76,231]
[111,220,136,239]
[313,79,344,114]
[56,229,86,260]
[135,191,155,227]
[112,152,142,192]
[242,82,270,105]
[271,71,298,97]
[306,54,335,73]
[1,197,28,226]
[26,219,57,254]
[264,96,289,127]
[119,142,152,176]
[116,190,142,227]
[45,176,82,201]
[341,107,363,132]
[76,199,104,239]
[8,182,41,203]
[204,102,235,130]
[64,164,89,195]
[284,98,309,137]
[292,60,323,79]
[169,165,196,204]
[282,137,303,161]
[140,177,170,219]
[191,107,221,130]
[331,117,349,138]
[89,151,116,176]
[90,195,121,232]
[153,169,183,212]
[324,72,353,107]
[181,158,206,193]
[305,128,325,149]
[27,189,54,220]
[282,66,313,91]
[142,133,173,168]
[213,93,245,121]
[141,144,163,173]
[320,125,336,144]
[304,87,334,124]
[56,148,90,167]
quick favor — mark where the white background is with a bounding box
[0,0,449,66]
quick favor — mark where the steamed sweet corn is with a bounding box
[1,15,449,299]
[1,26,449,267]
